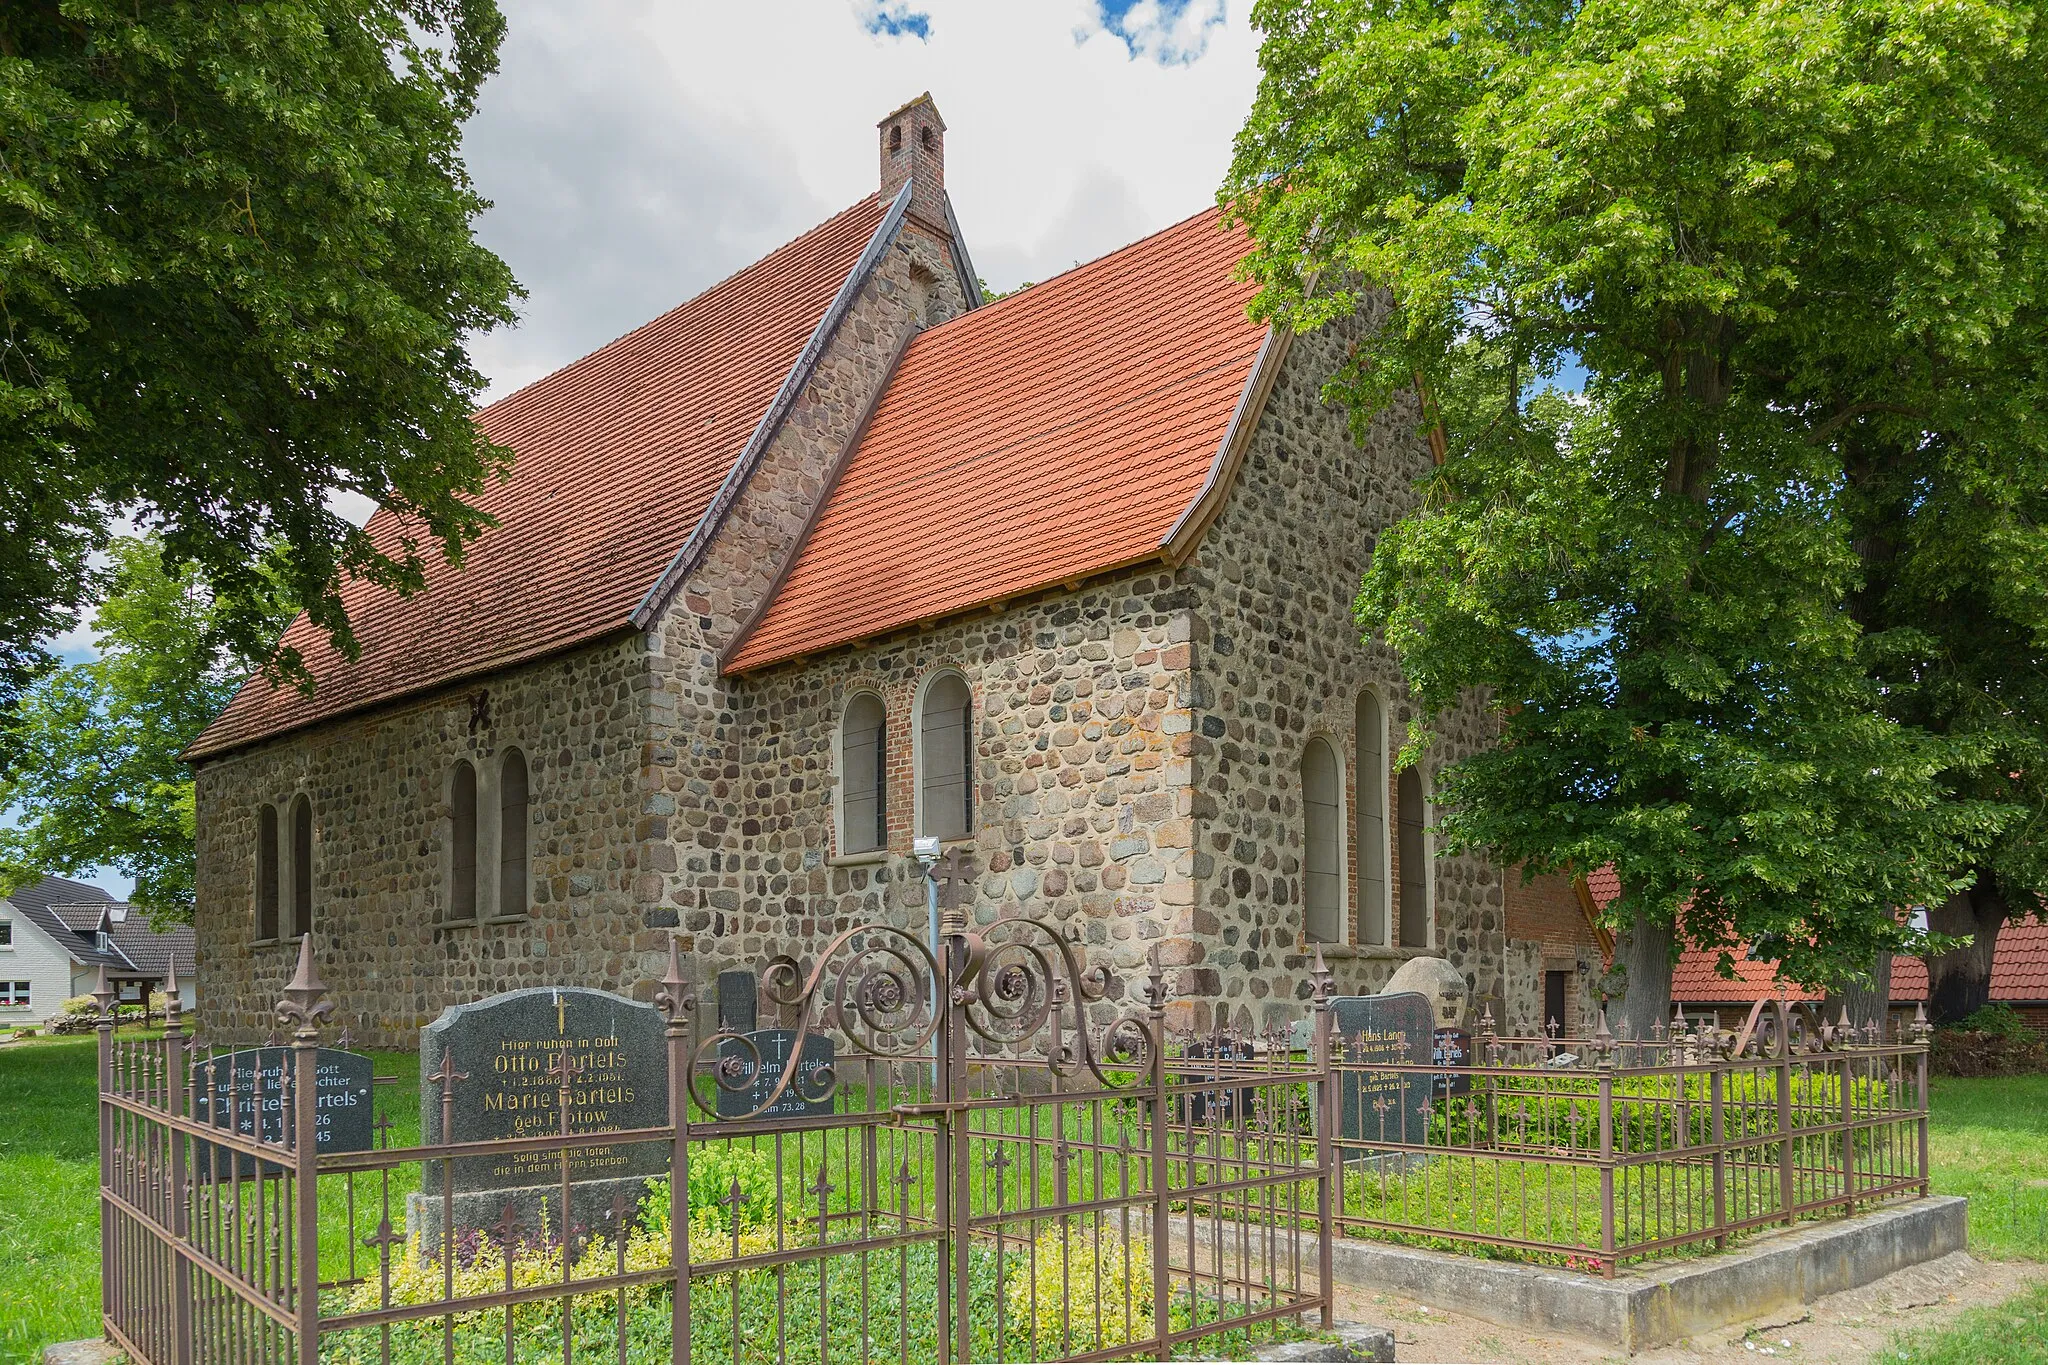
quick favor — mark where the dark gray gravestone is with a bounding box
[193,1047,374,1180]
[1432,1027,1474,1097]
[716,970,758,1034]
[714,1029,834,1119]
[1330,992,1434,1150]
[413,987,668,1252]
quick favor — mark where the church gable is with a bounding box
[190,95,981,764]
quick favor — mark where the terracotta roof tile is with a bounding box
[1671,920,2048,1004]
[725,207,1263,674]
[188,195,892,760]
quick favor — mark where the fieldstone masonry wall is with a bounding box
[191,634,648,1048]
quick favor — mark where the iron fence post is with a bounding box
[277,935,332,1365]
[1309,947,1335,1329]
[1710,1064,1727,1251]
[1776,1036,1795,1228]
[655,934,694,1365]
[1144,948,1171,1362]
[165,962,194,1365]
[1840,1025,1856,1216]
[1912,1004,1932,1195]
[94,966,116,1341]
[947,929,971,1365]
[1597,1066,1616,1275]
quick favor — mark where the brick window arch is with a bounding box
[449,760,477,923]
[916,672,972,841]
[1355,690,1391,947]
[499,749,529,918]
[289,795,314,939]
[1302,737,1345,943]
[838,693,888,855]
[1396,766,1432,948]
[256,804,280,941]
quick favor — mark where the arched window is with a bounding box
[1355,692,1390,947]
[499,749,529,918]
[256,804,280,941]
[449,761,477,923]
[1396,767,1430,948]
[1302,738,1344,943]
[918,673,972,841]
[839,694,887,855]
[289,795,314,939]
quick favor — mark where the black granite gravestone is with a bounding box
[193,1047,374,1180]
[1330,992,1435,1149]
[1432,1027,1474,1097]
[714,1028,835,1119]
[414,987,668,1249]
[716,971,758,1034]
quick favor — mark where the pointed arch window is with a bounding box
[1355,691,1390,947]
[918,674,972,841]
[1397,767,1431,948]
[256,804,280,941]
[839,694,887,855]
[499,749,529,918]
[289,795,314,939]
[1302,737,1344,943]
[450,761,477,923]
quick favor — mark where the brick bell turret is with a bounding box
[878,93,949,231]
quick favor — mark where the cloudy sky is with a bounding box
[463,0,1264,400]
[36,0,1268,898]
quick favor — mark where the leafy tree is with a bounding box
[0,537,292,921]
[1222,0,2046,1034]
[0,0,521,720]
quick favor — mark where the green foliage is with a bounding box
[1221,0,2048,991]
[0,537,292,919]
[1950,1005,2041,1043]
[0,0,522,714]
[1882,1279,2048,1365]
[1436,1069,1896,1152]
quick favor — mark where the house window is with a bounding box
[450,760,478,922]
[1302,737,1344,943]
[1,982,29,1007]
[839,693,887,855]
[1355,691,1390,947]
[917,673,972,841]
[289,795,314,939]
[0,921,11,948]
[256,804,280,941]
[1396,767,1430,948]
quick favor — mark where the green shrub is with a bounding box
[1953,1004,2040,1044]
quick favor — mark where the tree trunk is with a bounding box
[1825,952,1893,1037]
[1612,909,1675,1041]
[1925,871,2007,1025]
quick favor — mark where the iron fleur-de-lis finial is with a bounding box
[655,932,692,1026]
[275,934,333,1039]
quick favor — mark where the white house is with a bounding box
[0,875,197,1028]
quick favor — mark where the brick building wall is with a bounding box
[1501,870,1604,1037]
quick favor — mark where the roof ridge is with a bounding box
[917,203,1230,340]
[476,194,885,422]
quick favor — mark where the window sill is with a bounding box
[827,851,889,868]
[484,914,531,926]
[1305,944,1435,961]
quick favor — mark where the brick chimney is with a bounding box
[879,93,947,229]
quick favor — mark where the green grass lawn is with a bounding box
[2,1037,2041,1365]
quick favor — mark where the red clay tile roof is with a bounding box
[723,207,1265,674]
[1672,920,2048,1004]
[188,195,894,760]
[1583,866,1622,913]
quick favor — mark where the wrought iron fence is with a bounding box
[1328,1000,1934,1275]
[95,922,1933,1363]
[96,915,1333,1365]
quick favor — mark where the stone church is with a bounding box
[187,96,1607,1048]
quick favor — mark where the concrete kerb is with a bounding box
[1318,1196,1968,1353]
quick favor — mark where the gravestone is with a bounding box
[193,1047,374,1180]
[412,987,668,1252]
[1431,1027,1474,1098]
[714,1028,835,1119]
[716,971,758,1034]
[1329,992,1434,1151]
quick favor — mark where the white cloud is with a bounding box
[462,0,1262,401]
